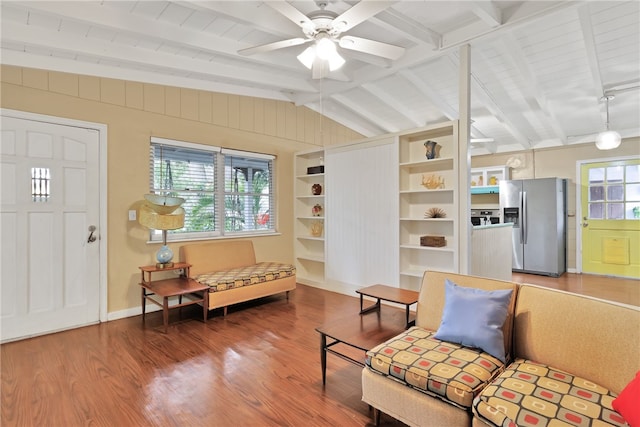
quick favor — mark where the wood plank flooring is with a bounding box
[1,274,638,426]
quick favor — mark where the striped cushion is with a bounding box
[365,327,506,409]
[473,359,626,427]
[194,262,295,292]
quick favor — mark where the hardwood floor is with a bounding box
[1,274,637,427]
[2,285,405,427]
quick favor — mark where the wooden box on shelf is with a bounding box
[420,235,446,247]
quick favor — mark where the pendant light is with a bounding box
[595,95,621,150]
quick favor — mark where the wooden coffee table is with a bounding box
[315,307,409,385]
[356,284,419,328]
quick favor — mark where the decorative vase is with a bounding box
[424,140,439,159]
[312,204,323,217]
[312,183,322,195]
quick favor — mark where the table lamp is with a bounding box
[139,194,185,268]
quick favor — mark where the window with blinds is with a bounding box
[223,149,274,233]
[149,137,276,241]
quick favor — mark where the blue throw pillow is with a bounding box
[434,279,513,362]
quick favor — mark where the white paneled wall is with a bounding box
[325,138,399,294]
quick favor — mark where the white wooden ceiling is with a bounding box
[2,1,639,154]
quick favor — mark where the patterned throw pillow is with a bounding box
[434,279,513,362]
[473,359,627,427]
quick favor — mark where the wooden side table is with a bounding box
[138,263,209,333]
[356,284,419,328]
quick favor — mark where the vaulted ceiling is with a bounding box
[2,1,639,154]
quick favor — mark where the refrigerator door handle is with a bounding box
[522,191,527,244]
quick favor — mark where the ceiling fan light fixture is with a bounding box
[297,46,316,69]
[596,94,621,150]
[328,51,345,71]
[315,37,336,60]
[297,40,344,73]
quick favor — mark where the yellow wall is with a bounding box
[0,65,362,314]
[471,140,640,271]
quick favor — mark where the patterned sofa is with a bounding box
[362,270,640,427]
[179,240,296,316]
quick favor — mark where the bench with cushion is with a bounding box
[180,240,296,316]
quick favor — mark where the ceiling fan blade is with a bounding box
[238,38,309,56]
[332,1,396,33]
[267,1,312,28]
[339,36,404,60]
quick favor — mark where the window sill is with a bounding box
[146,231,281,245]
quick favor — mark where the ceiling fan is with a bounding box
[238,1,405,79]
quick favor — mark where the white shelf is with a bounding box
[400,267,455,277]
[399,217,455,222]
[400,244,456,253]
[294,149,326,285]
[398,122,460,279]
[296,195,325,200]
[470,166,510,192]
[399,269,428,278]
[296,254,325,262]
[296,173,325,179]
[399,156,454,169]
[296,235,324,241]
[400,188,453,194]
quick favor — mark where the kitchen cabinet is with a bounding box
[399,121,460,291]
[470,166,510,194]
[294,149,326,286]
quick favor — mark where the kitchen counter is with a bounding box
[472,223,512,230]
[471,223,513,281]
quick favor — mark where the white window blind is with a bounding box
[149,137,276,240]
[149,139,219,239]
[223,150,275,234]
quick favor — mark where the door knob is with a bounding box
[87,225,97,243]
[582,216,589,228]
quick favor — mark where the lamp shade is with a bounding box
[595,130,622,150]
[143,194,185,215]
[139,205,185,230]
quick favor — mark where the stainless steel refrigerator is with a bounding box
[499,178,567,277]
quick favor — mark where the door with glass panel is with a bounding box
[1,115,101,342]
[580,158,640,277]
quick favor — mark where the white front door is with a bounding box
[1,115,101,342]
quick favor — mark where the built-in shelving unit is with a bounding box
[398,121,459,290]
[470,166,510,194]
[293,149,326,286]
